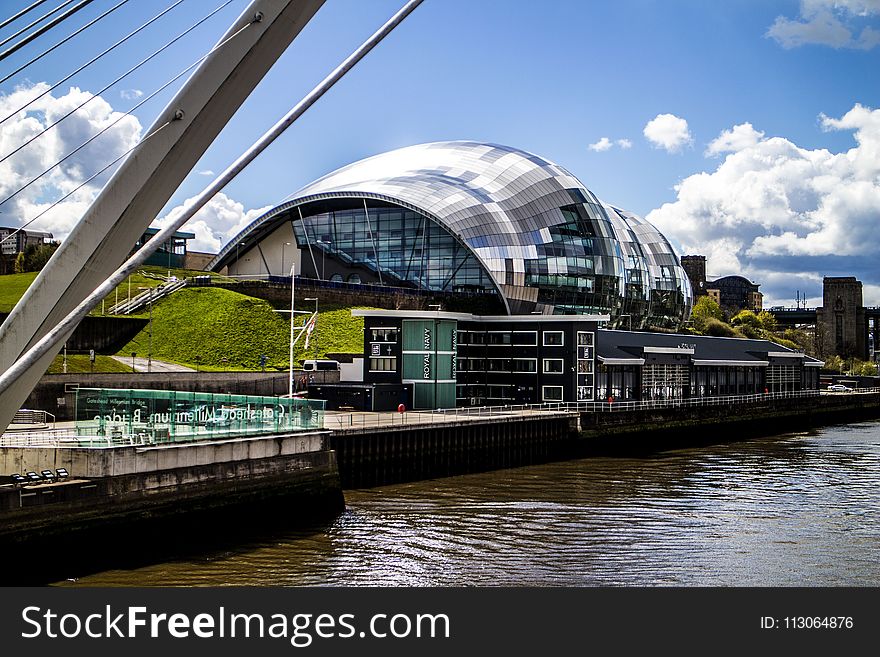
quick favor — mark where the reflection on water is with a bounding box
[58,421,880,586]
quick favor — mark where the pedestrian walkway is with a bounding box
[110,356,195,373]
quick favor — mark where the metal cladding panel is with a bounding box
[222,141,692,327]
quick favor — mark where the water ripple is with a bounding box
[60,420,880,587]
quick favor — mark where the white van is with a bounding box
[302,359,340,372]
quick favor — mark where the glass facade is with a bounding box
[73,388,325,446]
[215,141,694,328]
[292,205,498,296]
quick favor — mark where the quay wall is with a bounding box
[579,392,880,453]
[0,433,343,568]
[331,393,880,487]
[329,414,578,488]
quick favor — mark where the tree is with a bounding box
[691,296,724,332]
[13,251,25,274]
[756,310,778,333]
[730,310,761,338]
[704,317,738,337]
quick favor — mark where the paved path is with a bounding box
[110,356,195,373]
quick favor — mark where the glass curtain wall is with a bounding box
[524,198,625,315]
[292,204,500,297]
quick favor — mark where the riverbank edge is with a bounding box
[330,393,880,487]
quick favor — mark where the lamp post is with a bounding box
[315,239,330,279]
[288,263,296,397]
[235,241,245,275]
[281,241,291,275]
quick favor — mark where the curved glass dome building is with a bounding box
[210,141,693,328]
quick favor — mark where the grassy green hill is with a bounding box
[118,287,365,371]
[0,272,38,313]
[0,266,230,313]
[46,354,133,374]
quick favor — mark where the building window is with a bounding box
[369,357,396,372]
[512,331,537,346]
[487,358,511,372]
[577,331,593,346]
[543,358,564,373]
[487,385,514,400]
[543,331,564,346]
[513,358,537,373]
[542,385,563,401]
[370,327,398,343]
[487,331,512,345]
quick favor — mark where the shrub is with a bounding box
[704,317,738,337]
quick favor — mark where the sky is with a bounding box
[0,0,878,307]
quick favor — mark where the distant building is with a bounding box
[707,275,763,313]
[680,255,707,296]
[130,227,195,269]
[816,277,868,360]
[0,226,54,256]
[680,255,762,314]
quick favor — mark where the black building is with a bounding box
[342,310,822,410]
[356,310,601,409]
[596,330,821,401]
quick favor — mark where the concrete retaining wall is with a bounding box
[0,313,147,354]
[0,432,343,570]
[0,431,327,478]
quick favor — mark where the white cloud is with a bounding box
[643,113,692,153]
[705,122,765,156]
[156,192,272,253]
[120,89,143,101]
[197,169,215,176]
[646,103,880,306]
[588,137,633,152]
[588,137,613,152]
[0,82,142,239]
[767,1,880,49]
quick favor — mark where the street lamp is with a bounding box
[281,241,291,275]
[315,239,331,279]
[288,263,297,397]
[235,241,245,275]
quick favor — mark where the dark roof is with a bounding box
[597,329,822,365]
[144,227,195,239]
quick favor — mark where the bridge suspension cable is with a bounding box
[0,1,53,32]
[0,0,97,63]
[0,0,132,86]
[0,0,233,167]
[0,0,184,126]
[1,16,255,244]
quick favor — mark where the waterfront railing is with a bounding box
[3,388,877,444]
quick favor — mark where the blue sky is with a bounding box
[1,0,879,306]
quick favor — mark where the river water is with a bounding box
[58,420,880,586]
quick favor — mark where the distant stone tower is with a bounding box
[816,277,868,359]
[680,255,707,298]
